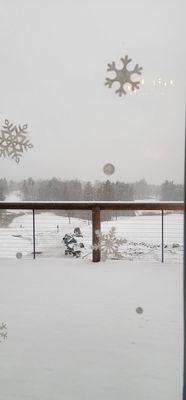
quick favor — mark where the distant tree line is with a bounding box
[18,177,183,202]
[159,180,183,201]
[0,177,183,221]
[0,179,8,201]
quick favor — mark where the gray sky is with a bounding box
[0,0,185,183]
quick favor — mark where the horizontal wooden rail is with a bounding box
[0,201,184,211]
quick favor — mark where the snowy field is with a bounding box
[0,209,183,263]
[0,258,182,400]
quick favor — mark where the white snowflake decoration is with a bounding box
[93,227,127,261]
[0,322,7,343]
[105,55,143,97]
[0,120,33,163]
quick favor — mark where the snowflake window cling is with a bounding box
[0,119,33,163]
[93,227,127,261]
[105,55,143,97]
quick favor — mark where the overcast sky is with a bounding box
[0,0,185,183]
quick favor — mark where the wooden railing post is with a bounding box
[92,207,101,262]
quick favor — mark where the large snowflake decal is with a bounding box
[93,227,127,261]
[105,55,143,97]
[0,120,33,163]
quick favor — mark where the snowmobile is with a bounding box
[63,228,84,258]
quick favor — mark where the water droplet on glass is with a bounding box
[103,163,115,176]
[16,252,22,259]
[136,307,143,314]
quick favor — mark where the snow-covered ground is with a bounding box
[0,258,182,400]
[0,210,183,262]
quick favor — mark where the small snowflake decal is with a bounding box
[105,55,143,97]
[0,120,33,163]
[0,322,8,343]
[93,227,127,261]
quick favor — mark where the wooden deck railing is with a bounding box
[0,201,184,262]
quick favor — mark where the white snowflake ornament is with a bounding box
[0,120,33,163]
[93,227,127,261]
[105,55,143,97]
